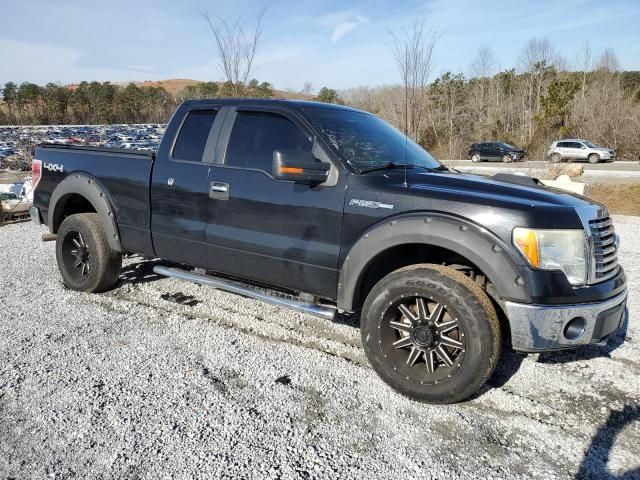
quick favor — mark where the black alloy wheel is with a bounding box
[61,230,91,281]
[381,295,465,384]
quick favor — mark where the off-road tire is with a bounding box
[56,213,122,292]
[588,153,600,164]
[550,153,562,163]
[360,264,501,404]
[471,154,481,163]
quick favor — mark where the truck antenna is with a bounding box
[403,61,409,188]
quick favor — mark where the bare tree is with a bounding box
[575,42,593,103]
[470,45,495,112]
[470,45,495,79]
[518,37,558,142]
[390,18,440,142]
[596,48,620,72]
[200,8,266,96]
[301,81,314,96]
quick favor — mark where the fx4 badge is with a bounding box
[349,199,394,210]
[43,162,64,172]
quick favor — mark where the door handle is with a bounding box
[210,183,228,193]
[209,182,229,200]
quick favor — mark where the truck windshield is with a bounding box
[304,108,441,173]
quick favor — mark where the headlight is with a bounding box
[513,228,587,286]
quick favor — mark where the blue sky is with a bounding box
[1,0,639,91]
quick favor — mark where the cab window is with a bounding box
[172,110,217,162]
[225,111,312,172]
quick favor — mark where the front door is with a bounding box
[204,107,346,298]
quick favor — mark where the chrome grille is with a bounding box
[589,216,618,282]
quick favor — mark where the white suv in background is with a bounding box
[547,139,615,164]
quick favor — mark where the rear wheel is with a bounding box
[471,154,481,163]
[56,213,122,292]
[588,153,600,164]
[360,264,501,404]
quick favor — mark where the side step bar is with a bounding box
[153,266,336,321]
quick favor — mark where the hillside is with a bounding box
[117,79,313,100]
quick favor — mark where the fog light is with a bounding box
[564,317,586,340]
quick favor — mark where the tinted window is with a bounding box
[172,110,217,162]
[557,142,569,148]
[305,108,440,172]
[574,142,586,149]
[226,111,312,171]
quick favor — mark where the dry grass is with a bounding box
[589,183,640,216]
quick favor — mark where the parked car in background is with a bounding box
[468,142,525,163]
[547,139,615,164]
[0,191,31,220]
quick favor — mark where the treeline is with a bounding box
[0,81,175,125]
[0,79,275,125]
[2,41,639,160]
[340,43,640,160]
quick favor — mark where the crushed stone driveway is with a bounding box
[1,219,639,479]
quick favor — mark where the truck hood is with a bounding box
[406,170,593,208]
[364,169,602,234]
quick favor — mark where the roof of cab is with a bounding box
[180,98,366,114]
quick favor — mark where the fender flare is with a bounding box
[337,213,529,311]
[48,173,122,252]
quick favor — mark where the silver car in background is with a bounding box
[547,139,615,164]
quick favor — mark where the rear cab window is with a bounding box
[172,109,217,162]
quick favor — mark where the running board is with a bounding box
[153,266,336,321]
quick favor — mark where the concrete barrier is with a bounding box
[540,175,589,195]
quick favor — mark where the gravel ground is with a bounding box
[0,218,639,479]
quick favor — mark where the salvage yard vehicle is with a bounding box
[468,142,525,163]
[547,139,616,164]
[29,99,628,403]
[1,191,31,221]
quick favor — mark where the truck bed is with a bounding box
[38,143,156,158]
[35,143,155,255]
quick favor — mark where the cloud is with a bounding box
[331,15,369,43]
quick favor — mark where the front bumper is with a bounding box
[505,289,628,352]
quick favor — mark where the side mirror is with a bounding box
[272,149,330,185]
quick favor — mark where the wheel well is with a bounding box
[52,193,96,233]
[354,243,504,309]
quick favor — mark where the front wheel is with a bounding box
[56,213,122,292]
[360,264,501,404]
[471,154,481,163]
[502,154,512,163]
[550,153,561,163]
[588,153,600,164]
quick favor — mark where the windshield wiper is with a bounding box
[359,163,452,175]
[359,162,433,174]
[358,162,412,174]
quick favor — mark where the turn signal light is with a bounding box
[513,228,540,268]
[279,166,304,174]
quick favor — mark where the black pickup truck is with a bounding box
[30,99,628,403]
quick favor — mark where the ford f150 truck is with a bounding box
[30,99,628,403]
